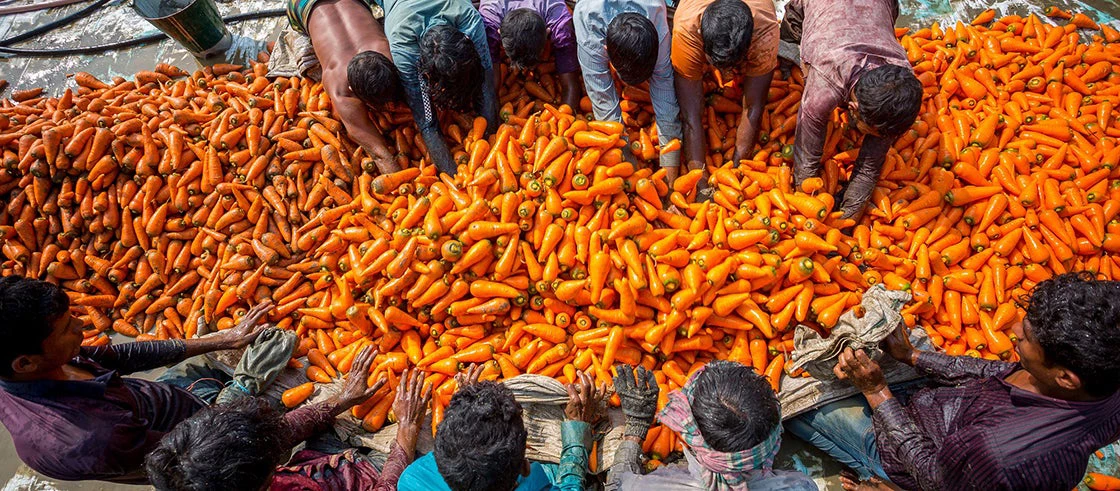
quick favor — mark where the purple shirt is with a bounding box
[479,0,579,74]
[785,0,911,216]
[0,341,200,484]
[874,352,1120,491]
[271,401,411,491]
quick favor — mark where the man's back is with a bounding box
[795,0,907,93]
[306,0,390,81]
[882,367,1120,490]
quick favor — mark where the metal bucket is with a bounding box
[133,0,232,57]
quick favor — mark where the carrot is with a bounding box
[282,382,315,408]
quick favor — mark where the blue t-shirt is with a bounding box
[397,453,560,491]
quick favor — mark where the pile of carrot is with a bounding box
[0,5,1118,460]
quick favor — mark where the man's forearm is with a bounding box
[421,126,456,175]
[559,72,582,111]
[606,437,644,491]
[82,339,188,374]
[872,398,944,491]
[481,69,500,133]
[183,335,235,358]
[913,350,1016,386]
[557,420,592,491]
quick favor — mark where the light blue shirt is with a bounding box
[572,0,682,167]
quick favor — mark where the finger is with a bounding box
[420,380,432,405]
[566,382,578,401]
[855,349,874,367]
[398,368,411,392]
[579,374,591,402]
[412,368,424,396]
[833,363,847,380]
[370,375,388,393]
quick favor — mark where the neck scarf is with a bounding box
[657,366,783,491]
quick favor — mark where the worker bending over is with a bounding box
[480,0,582,110]
[286,0,404,174]
[782,0,922,219]
[380,0,499,175]
[573,0,683,182]
[672,0,779,197]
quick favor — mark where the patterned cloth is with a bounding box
[656,365,783,491]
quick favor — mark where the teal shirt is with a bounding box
[398,420,592,491]
[378,0,492,133]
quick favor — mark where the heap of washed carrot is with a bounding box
[1,5,1118,459]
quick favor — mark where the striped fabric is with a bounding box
[873,352,1120,491]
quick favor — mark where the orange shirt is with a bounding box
[670,0,779,81]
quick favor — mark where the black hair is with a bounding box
[347,50,405,107]
[1023,272,1120,398]
[435,381,527,491]
[691,360,780,453]
[0,276,70,377]
[700,0,754,71]
[606,13,658,85]
[501,8,547,70]
[853,64,923,138]
[145,397,289,491]
[420,25,484,112]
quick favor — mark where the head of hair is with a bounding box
[606,13,658,85]
[347,50,404,107]
[853,64,923,138]
[1023,272,1120,397]
[691,360,780,453]
[0,276,69,377]
[700,0,754,71]
[145,397,289,491]
[420,25,484,112]
[435,381,527,491]
[501,8,547,70]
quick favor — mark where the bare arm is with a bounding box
[332,91,400,174]
[559,71,582,112]
[732,73,773,164]
[481,67,499,134]
[674,75,706,170]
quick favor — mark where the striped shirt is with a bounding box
[873,352,1120,491]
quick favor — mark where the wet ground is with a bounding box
[0,0,1118,489]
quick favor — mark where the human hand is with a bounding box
[334,346,387,410]
[565,371,608,423]
[454,363,485,391]
[881,324,919,366]
[393,368,432,455]
[834,347,887,395]
[612,364,659,438]
[216,300,274,349]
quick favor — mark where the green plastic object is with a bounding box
[132,0,230,56]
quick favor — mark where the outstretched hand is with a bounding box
[216,300,274,349]
[612,364,660,439]
[565,370,608,423]
[335,346,386,410]
[454,363,485,391]
[393,368,431,456]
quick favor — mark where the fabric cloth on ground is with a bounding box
[789,284,909,381]
[573,0,682,168]
[0,340,203,484]
[670,0,779,81]
[480,0,579,74]
[213,328,297,405]
[780,0,910,217]
[778,285,930,419]
[611,443,818,491]
[156,354,232,404]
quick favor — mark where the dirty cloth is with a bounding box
[215,328,298,405]
[788,284,909,381]
[778,285,930,420]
